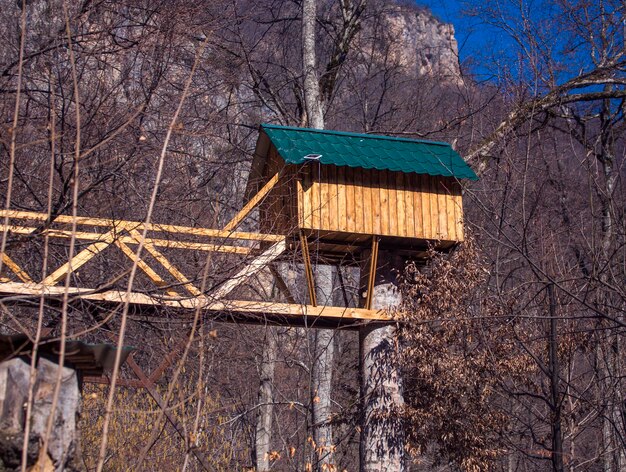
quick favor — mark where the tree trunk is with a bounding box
[311,264,336,470]
[302,0,323,129]
[547,284,565,472]
[359,251,405,472]
[255,328,277,472]
[597,91,624,472]
[302,2,335,469]
[0,356,82,471]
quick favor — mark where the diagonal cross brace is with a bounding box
[126,227,201,296]
[41,229,118,286]
[207,239,286,302]
[223,171,281,231]
[1,253,33,283]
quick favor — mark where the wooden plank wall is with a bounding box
[298,164,464,243]
[259,147,298,236]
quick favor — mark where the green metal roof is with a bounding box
[261,124,477,180]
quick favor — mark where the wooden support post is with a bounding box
[300,232,317,306]
[359,250,405,472]
[364,237,379,310]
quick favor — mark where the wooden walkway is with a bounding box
[0,210,389,326]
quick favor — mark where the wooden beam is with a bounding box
[0,210,283,242]
[124,355,212,470]
[365,237,379,310]
[1,253,33,283]
[300,233,317,306]
[147,337,187,385]
[208,239,286,301]
[269,265,297,304]
[224,171,281,231]
[114,239,180,297]
[6,226,254,253]
[0,281,390,321]
[41,230,117,285]
[127,228,201,296]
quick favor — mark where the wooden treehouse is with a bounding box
[248,124,477,258]
[0,124,477,332]
[246,124,477,312]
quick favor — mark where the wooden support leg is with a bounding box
[364,237,379,310]
[300,233,317,307]
[269,264,298,305]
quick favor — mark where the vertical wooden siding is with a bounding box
[298,164,464,242]
[257,144,465,243]
[259,147,298,235]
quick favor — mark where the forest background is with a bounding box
[0,0,624,471]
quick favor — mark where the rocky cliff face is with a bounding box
[381,5,463,84]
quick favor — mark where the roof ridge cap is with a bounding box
[260,123,451,147]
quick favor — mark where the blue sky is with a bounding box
[418,0,625,110]
[418,0,513,82]
[419,0,624,86]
